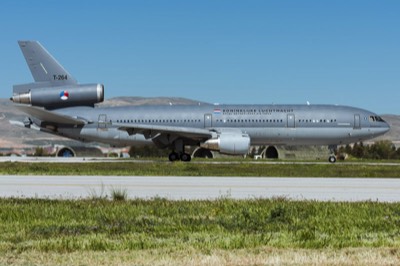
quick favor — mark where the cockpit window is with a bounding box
[369,115,385,122]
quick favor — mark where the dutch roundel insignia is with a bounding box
[60,90,69,100]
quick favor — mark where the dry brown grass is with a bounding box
[1,248,400,266]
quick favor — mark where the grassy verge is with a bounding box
[1,161,400,177]
[1,197,400,265]
[1,198,400,252]
[3,248,400,266]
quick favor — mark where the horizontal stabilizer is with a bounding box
[15,105,86,125]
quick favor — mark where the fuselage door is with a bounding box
[354,114,361,129]
[287,114,295,128]
[98,114,108,130]
[204,114,212,128]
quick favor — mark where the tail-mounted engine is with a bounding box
[11,83,104,109]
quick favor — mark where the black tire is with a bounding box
[168,152,179,162]
[328,156,337,163]
[180,153,191,162]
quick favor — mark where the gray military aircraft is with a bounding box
[11,41,390,162]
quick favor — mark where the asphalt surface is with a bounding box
[0,175,399,202]
[2,156,400,166]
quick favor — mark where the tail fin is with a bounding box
[18,40,77,85]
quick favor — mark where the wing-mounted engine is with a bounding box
[200,131,251,155]
[11,83,104,109]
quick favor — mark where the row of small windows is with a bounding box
[223,109,294,114]
[216,119,284,123]
[298,119,337,123]
[113,118,338,124]
[115,119,201,123]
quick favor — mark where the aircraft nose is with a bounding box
[370,122,390,138]
[377,121,391,136]
[384,121,391,133]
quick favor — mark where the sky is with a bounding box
[0,1,399,114]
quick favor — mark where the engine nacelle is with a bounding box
[200,133,250,155]
[11,83,104,109]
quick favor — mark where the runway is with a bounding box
[0,175,399,202]
[2,156,400,166]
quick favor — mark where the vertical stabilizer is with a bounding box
[18,41,77,85]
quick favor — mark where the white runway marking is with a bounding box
[0,175,399,202]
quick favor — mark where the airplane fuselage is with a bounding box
[49,103,389,148]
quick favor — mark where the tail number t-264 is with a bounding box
[53,74,68,81]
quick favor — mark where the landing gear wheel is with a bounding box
[168,152,179,162]
[180,153,191,162]
[328,155,337,163]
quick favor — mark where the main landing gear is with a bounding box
[168,139,192,162]
[168,152,191,162]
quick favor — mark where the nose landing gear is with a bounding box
[328,155,337,163]
[328,145,337,163]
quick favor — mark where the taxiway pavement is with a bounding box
[0,175,399,202]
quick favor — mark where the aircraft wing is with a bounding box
[15,105,86,125]
[117,123,214,140]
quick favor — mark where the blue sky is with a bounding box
[0,1,399,114]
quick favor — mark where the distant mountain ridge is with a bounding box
[0,97,398,148]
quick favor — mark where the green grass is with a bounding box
[2,160,399,264]
[110,187,128,201]
[0,197,400,253]
[1,161,400,177]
